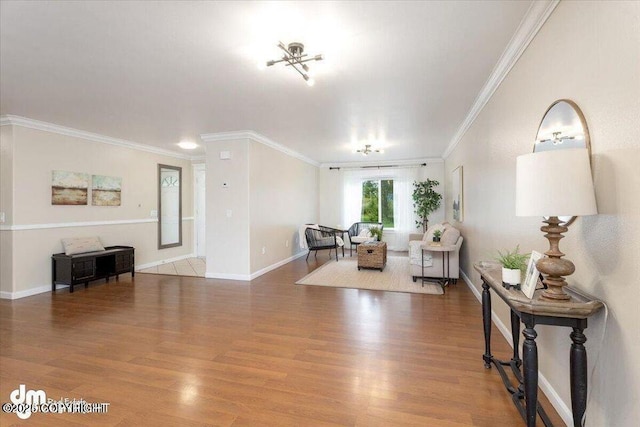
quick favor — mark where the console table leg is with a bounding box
[511,310,521,364]
[421,249,425,288]
[482,281,492,368]
[523,323,538,427]
[570,328,588,427]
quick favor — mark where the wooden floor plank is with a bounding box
[0,253,565,426]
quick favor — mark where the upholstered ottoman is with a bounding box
[357,241,387,271]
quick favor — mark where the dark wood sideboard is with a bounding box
[52,246,135,293]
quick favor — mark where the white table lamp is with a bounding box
[516,148,597,300]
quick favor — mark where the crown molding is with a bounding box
[200,130,320,167]
[320,157,443,169]
[0,115,200,161]
[442,0,560,159]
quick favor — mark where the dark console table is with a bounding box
[474,263,603,427]
[52,246,135,293]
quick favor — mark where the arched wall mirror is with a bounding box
[158,164,182,249]
[533,99,591,227]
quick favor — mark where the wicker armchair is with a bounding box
[347,222,383,256]
[305,225,343,261]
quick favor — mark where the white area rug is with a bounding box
[296,256,443,295]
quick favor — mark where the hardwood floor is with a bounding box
[0,253,564,426]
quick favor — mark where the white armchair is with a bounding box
[409,224,463,283]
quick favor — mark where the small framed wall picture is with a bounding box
[521,250,543,299]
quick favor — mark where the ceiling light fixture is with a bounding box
[356,144,384,156]
[177,141,198,150]
[537,131,582,145]
[263,41,323,86]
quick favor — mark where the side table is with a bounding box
[357,241,387,271]
[421,243,456,293]
[474,263,603,426]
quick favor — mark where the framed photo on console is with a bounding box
[522,250,543,299]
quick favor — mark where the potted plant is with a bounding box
[369,226,383,241]
[432,229,442,242]
[412,180,443,232]
[496,246,529,287]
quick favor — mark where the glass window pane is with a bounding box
[361,180,379,222]
[381,180,394,228]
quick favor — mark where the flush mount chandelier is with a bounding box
[537,131,583,145]
[265,41,324,86]
[356,144,384,156]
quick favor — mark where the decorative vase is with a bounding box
[502,267,521,286]
[433,237,441,242]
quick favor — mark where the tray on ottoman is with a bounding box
[357,241,387,271]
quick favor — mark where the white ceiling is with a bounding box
[0,1,533,163]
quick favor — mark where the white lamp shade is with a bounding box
[516,148,597,217]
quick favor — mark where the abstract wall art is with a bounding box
[51,170,90,205]
[92,175,122,206]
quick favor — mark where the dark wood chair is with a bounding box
[304,225,344,261]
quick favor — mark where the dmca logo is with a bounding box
[2,384,110,419]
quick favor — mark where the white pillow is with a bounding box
[441,227,461,246]
[358,228,372,238]
[62,237,105,255]
[424,224,445,242]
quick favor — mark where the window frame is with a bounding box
[361,178,395,230]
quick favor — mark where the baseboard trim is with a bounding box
[249,250,308,280]
[1,255,193,300]
[0,284,69,300]
[204,272,251,281]
[205,251,309,282]
[136,253,196,271]
[459,268,573,426]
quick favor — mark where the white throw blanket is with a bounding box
[409,241,433,267]
[299,224,344,249]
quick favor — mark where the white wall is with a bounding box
[444,2,639,425]
[0,124,194,298]
[249,141,318,272]
[204,138,251,279]
[204,137,318,279]
[0,125,14,294]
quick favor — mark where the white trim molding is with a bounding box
[205,272,251,281]
[442,0,560,159]
[1,218,156,231]
[249,250,308,280]
[459,268,573,426]
[200,130,320,167]
[0,115,200,161]
[0,284,68,300]
[0,217,194,231]
[205,250,308,282]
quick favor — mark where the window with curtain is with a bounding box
[361,179,394,228]
[343,167,421,250]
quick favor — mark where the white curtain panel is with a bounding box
[390,167,420,251]
[342,170,365,227]
[342,167,420,251]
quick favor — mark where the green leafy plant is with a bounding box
[412,180,442,232]
[433,229,442,241]
[495,246,529,271]
[369,226,383,241]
